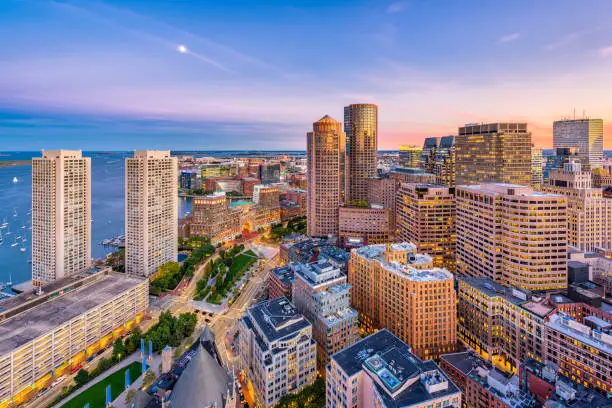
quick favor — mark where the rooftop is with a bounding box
[292,260,344,288]
[246,297,310,345]
[271,266,295,286]
[0,272,146,356]
[547,314,612,354]
[332,329,460,407]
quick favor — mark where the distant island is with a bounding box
[0,160,31,168]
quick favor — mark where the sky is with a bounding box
[0,0,611,150]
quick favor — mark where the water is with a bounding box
[0,152,191,286]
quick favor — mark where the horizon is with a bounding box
[1,0,611,150]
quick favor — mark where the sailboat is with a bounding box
[11,238,18,248]
[19,247,26,253]
[0,218,7,229]
[12,177,18,184]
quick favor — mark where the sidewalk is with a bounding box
[56,352,141,408]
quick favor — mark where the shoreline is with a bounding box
[0,160,31,168]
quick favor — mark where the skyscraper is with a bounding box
[542,160,612,252]
[456,123,531,185]
[553,118,604,170]
[396,183,456,271]
[398,145,422,169]
[531,145,543,189]
[344,104,378,202]
[125,150,178,276]
[456,184,567,291]
[32,150,91,286]
[258,162,281,184]
[420,137,440,170]
[307,115,345,237]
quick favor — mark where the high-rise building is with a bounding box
[307,115,345,237]
[125,150,178,277]
[396,183,456,271]
[389,167,437,185]
[237,297,317,408]
[348,243,457,359]
[456,184,567,291]
[553,118,604,170]
[338,205,392,246]
[291,260,358,370]
[366,176,397,233]
[32,150,91,286]
[456,123,531,185]
[344,104,378,202]
[541,160,612,252]
[258,162,281,184]
[420,137,440,170]
[531,145,543,189]
[326,329,462,408]
[398,145,422,169]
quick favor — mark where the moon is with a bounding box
[177,44,188,54]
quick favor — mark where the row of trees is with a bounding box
[265,216,307,242]
[276,378,326,408]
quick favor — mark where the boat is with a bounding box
[19,248,26,253]
[15,236,21,240]
[11,242,18,248]
[27,259,32,264]
[12,177,18,184]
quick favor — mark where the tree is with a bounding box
[74,369,89,387]
[112,338,126,362]
[124,328,142,354]
[142,369,157,388]
[125,389,137,405]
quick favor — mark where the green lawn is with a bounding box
[206,251,258,304]
[62,362,142,408]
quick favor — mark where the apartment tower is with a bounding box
[531,145,543,189]
[32,150,91,285]
[396,183,456,271]
[344,104,378,202]
[348,243,457,360]
[125,150,178,276]
[456,123,531,185]
[307,115,345,237]
[456,184,568,291]
[553,118,604,170]
[542,160,612,252]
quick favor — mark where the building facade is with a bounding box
[326,329,462,408]
[338,206,392,247]
[456,123,531,186]
[307,115,345,237]
[125,150,178,276]
[238,298,317,408]
[398,145,422,169]
[531,145,543,189]
[258,163,281,184]
[366,176,397,233]
[31,150,91,286]
[0,268,148,407]
[433,135,456,187]
[456,184,568,292]
[344,104,378,202]
[553,118,604,170]
[349,243,457,360]
[542,160,612,252]
[396,183,456,271]
[291,260,358,370]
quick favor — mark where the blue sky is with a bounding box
[0,0,611,150]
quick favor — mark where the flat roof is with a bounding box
[271,266,295,286]
[247,297,310,344]
[332,329,460,407]
[547,314,612,355]
[0,273,145,356]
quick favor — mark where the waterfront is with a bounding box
[0,152,192,286]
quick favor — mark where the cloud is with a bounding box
[544,27,601,51]
[599,46,612,56]
[498,33,521,44]
[386,1,408,14]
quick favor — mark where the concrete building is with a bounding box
[0,268,148,407]
[348,243,457,360]
[338,205,392,247]
[125,150,178,277]
[456,184,568,292]
[544,313,612,395]
[31,150,91,286]
[326,329,462,408]
[279,234,350,271]
[542,160,612,252]
[440,352,534,408]
[291,260,358,370]
[398,145,422,169]
[344,104,378,203]
[397,183,456,271]
[389,167,437,185]
[307,115,345,237]
[553,118,604,170]
[268,265,295,300]
[531,145,543,189]
[237,297,317,408]
[456,123,531,186]
[367,176,397,233]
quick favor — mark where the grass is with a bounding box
[61,362,142,408]
[206,251,258,305]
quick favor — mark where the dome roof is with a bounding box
[316,114,340,124]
